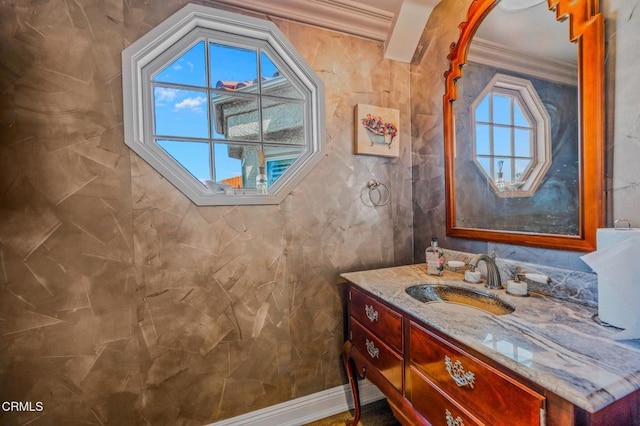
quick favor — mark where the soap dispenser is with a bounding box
[425,237,444,276]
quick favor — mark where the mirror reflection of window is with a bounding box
[150,38,306,193]
[442,0,601,243]
[473,90,534,189]
[469,74,550,198]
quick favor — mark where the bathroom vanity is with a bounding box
[341,265,640,425]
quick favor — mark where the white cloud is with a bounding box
[172,60,194,73]
[155,87,179,104]
[174,96,207,113]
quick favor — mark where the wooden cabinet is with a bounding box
[347,286,404,393]
[409,366,486,426]
[409,321,544,426]
[343,282,640,425]
[349,317,403,392]
[349,286,403,352]
[344,283,546,426]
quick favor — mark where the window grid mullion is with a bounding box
[490,93,495,179]
[510,96,515,182]
[124,6,324,205]
[206,39,216,182]
[469,74,550,198]
[257,49,265,162]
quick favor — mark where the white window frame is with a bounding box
[471,73,551,198]
[122,4,325,205]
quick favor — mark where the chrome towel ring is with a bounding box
[366,180,390,206]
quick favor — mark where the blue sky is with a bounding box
[152,40,280,183]
[474,92,533,180]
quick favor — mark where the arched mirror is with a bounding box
[443,0,604,251]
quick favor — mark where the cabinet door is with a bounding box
[409,366,486,426]
[349,286,403,352]
[409,321,544,426]
[350,317,403,392]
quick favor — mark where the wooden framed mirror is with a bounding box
[443,0,604,251]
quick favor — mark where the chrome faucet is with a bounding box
[468,254,503,290]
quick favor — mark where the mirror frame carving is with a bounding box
[443,0,604,251]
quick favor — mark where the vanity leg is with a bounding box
[342,341,362,426]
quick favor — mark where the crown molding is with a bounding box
[468,38,577,86]
[208,0,394,41]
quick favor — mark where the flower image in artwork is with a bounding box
[354,104,400,158]
[361,114,398,147]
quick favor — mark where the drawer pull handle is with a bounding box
[445,409,464,426]
[445,355,475,389]
[365,304,379,322]
[365,339,380,359]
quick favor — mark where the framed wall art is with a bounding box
[354,104,400,158]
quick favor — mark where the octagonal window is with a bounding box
[122,4,325,205]
[471,74,550,198]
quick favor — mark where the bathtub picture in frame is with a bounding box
[354,104,400,158]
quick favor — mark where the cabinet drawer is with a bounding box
[349,286,403,352]
[409,367,485,426]
[350,317,403,392]
[409,321,544,426]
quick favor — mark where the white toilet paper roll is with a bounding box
[582,228,640,334]
[597,227,640,249]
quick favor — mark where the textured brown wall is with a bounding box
[0,0,412,424]
[4,0,634,423]
[410,0,487,260]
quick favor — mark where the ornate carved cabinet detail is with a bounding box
[343,283,546,426]
[408,321,544,426]
[346,286,404,394]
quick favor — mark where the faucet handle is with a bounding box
[514,272,526,282]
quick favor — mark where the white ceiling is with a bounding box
[209,0,575,65]
[475,1,575,65]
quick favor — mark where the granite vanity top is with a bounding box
[341,264,640,414]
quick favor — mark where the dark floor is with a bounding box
[305,399,401,426]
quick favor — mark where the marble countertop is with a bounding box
[341,264,640,414]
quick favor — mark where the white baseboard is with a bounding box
[208,379,385,426]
